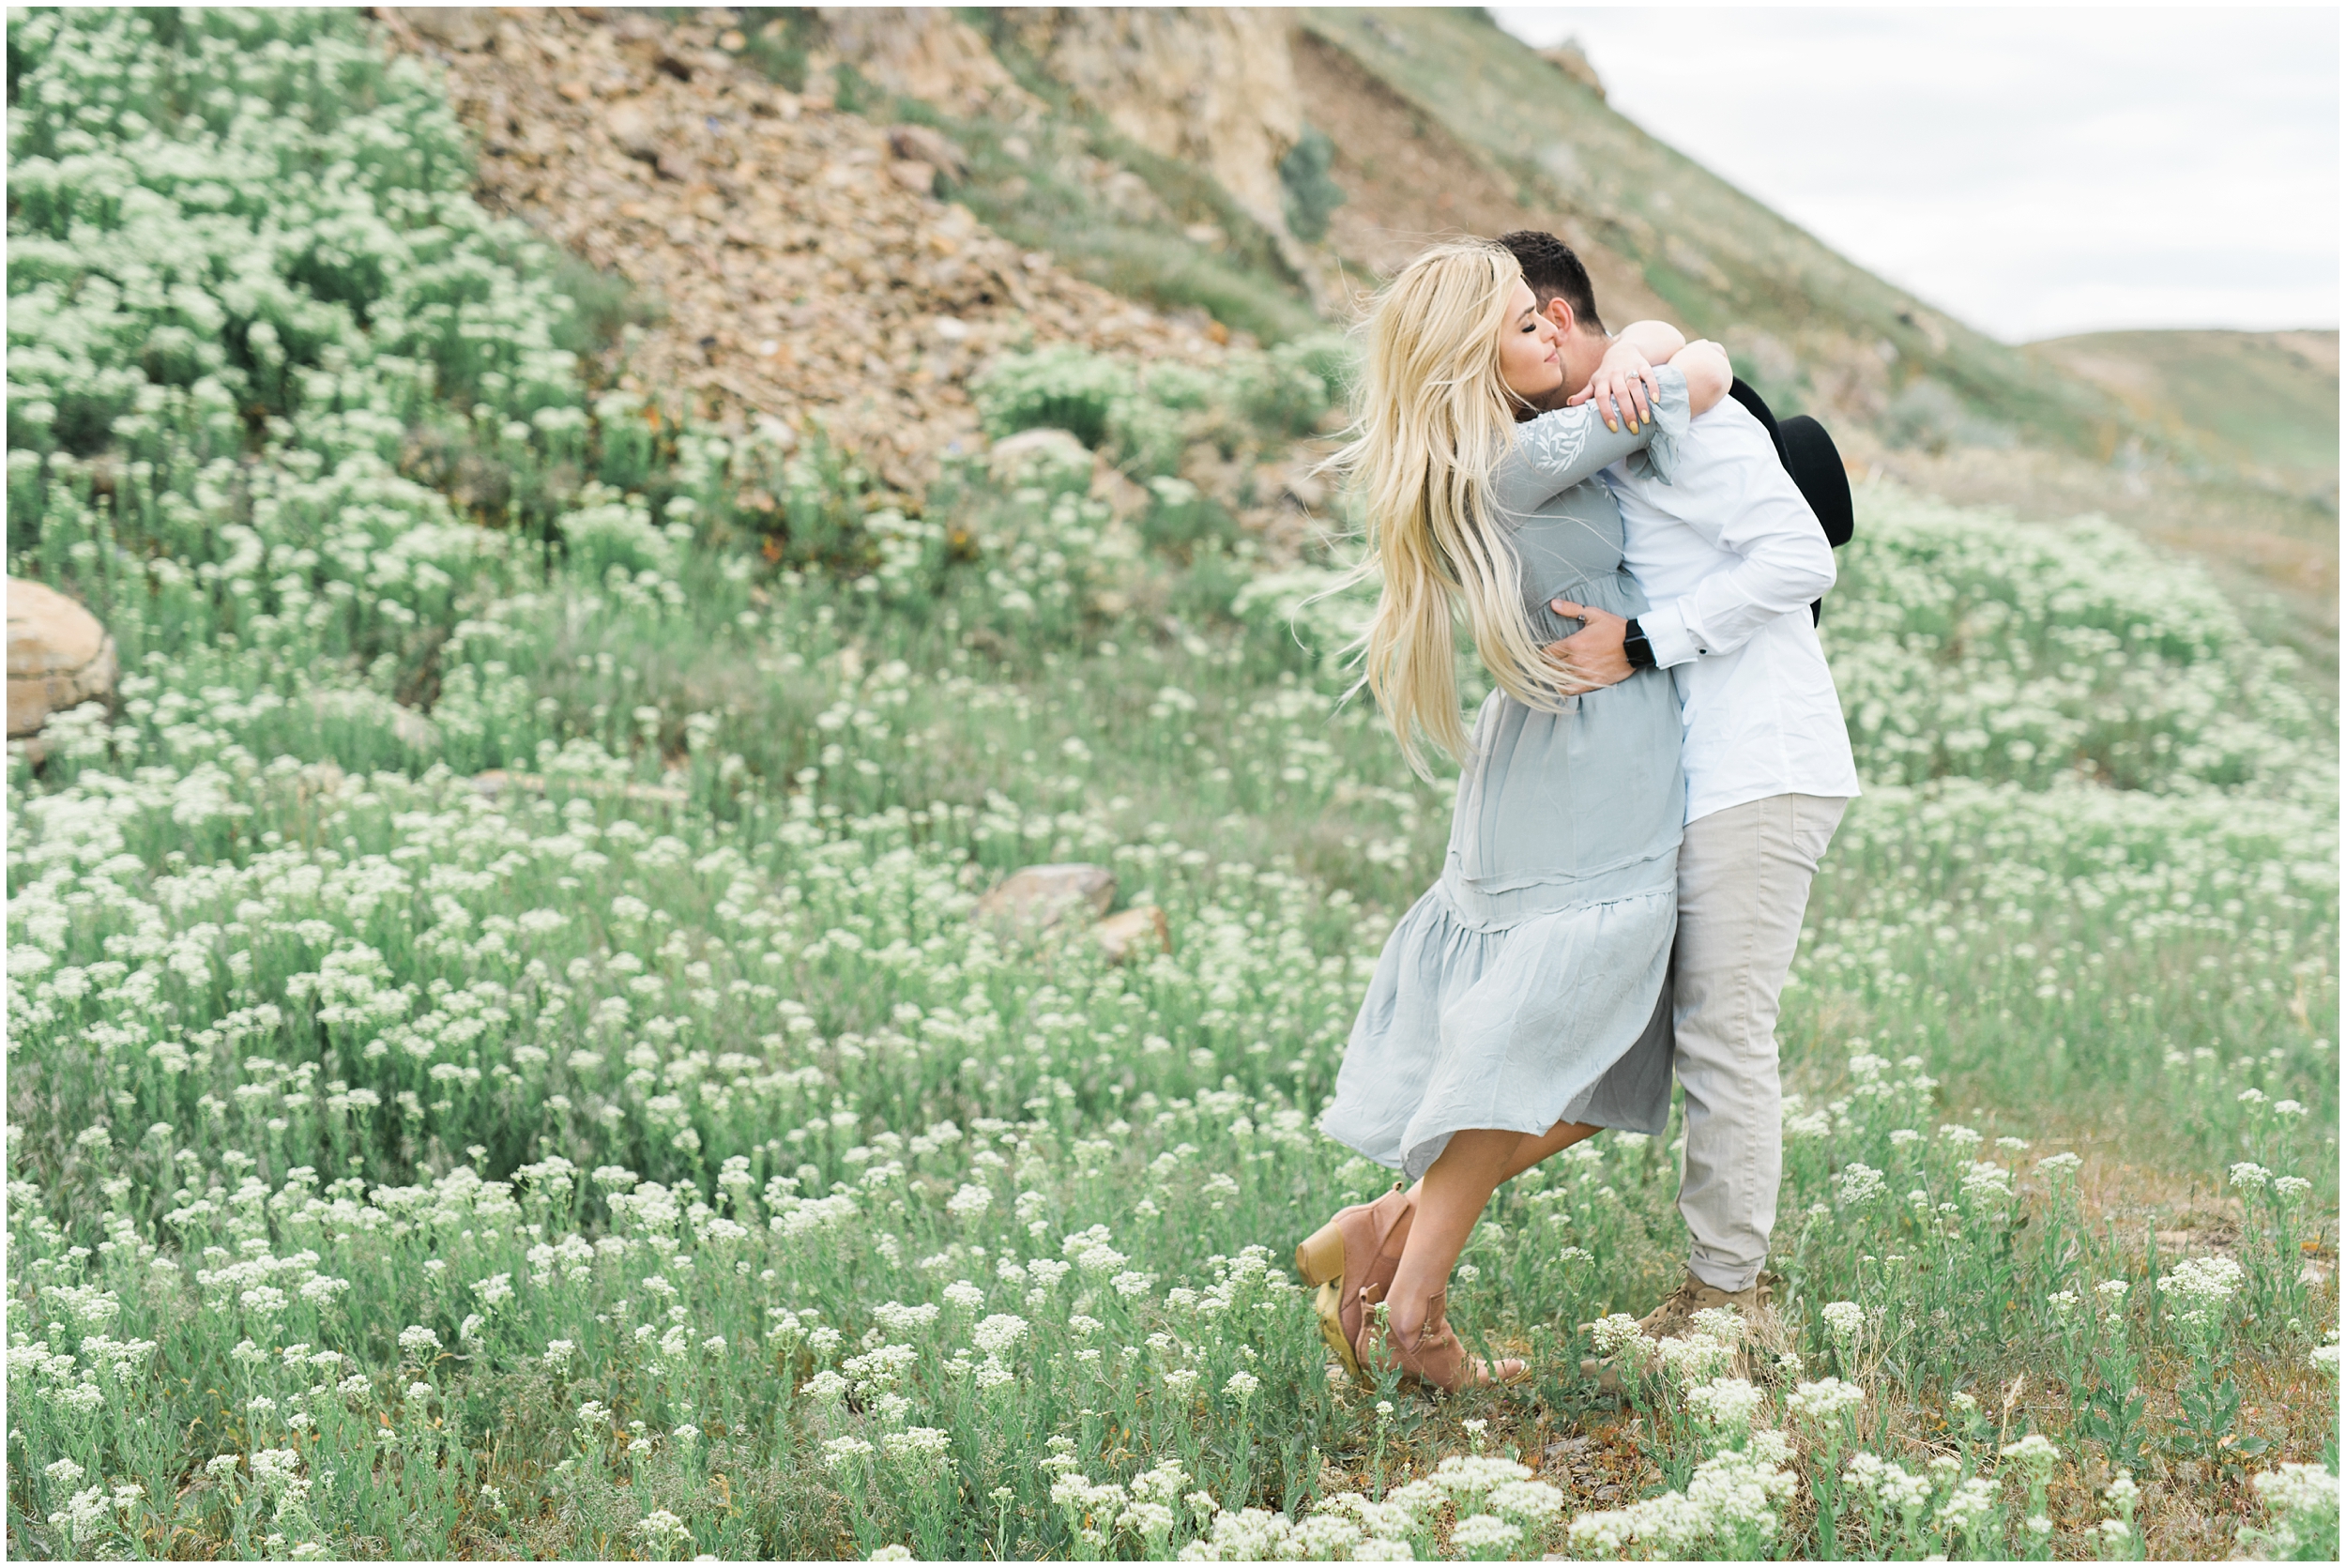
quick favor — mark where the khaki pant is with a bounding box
[1673,793,1847,1293]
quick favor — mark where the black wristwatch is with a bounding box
[1622,617,1656,670]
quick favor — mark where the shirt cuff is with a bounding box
[1638,601,1702,669]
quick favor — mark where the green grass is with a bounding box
[6,8,2338,1562]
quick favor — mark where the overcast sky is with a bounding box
[1490,6,2339,343]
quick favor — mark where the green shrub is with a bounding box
[1278,125,1346,243]
[1140,359,1221,412]
[1139,474,1231,557]
[1105,396,1189,478]
[1278,330,1363,408]
[970,344,1135,449]
[1230,350,1333,438]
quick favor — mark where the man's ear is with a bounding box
[1542,297,1577,336]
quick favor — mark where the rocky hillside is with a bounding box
[375,7,1227,498]
[377,6,2336,644]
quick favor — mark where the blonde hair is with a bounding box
[1331,240,1567,779]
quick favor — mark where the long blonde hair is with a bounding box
[1331,240,1566,779]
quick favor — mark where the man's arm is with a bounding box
[1544,393,1833,692]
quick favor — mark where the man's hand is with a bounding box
[1564,342,1663,434]
[1542,600,1633,694]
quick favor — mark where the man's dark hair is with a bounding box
[1498,230,1605,335]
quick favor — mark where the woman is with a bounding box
[1298,241,1730,1391]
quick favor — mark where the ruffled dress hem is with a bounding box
[1316,874,1677,1181]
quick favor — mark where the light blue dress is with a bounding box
[1319,371,1691,1180]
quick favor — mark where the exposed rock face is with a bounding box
[975,862,1117,936]
[1539,41,1606,99]
[817,8,1030,117]
[404,6,493,53]
[7,578,116,738]
[1001,8,1303,245]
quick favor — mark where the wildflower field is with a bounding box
[6,9,2338,1561]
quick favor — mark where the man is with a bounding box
[1498,229,1861,1342]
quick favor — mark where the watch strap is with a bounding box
[1622,617,1656,670]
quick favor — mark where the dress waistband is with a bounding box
[1437,847,1679,933]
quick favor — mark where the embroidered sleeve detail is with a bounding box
[1516,409,1593,476]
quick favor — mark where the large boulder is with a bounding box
[8,578,116,738]
[976,862,1116,936]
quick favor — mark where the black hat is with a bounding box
[1727,379,1851,547]
[1726,377,1782,454]
[1778,415,1853,547]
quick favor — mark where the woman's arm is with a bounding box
[1613,320,1687,362]
[1488,364,1691,519]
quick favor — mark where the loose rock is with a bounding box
[888,122,970,181]
[1094,904,1170,962]
[987,427,1094,494]
[975,862,1116,935]
[7,577,117,739]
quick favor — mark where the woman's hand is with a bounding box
[1564,341,1664,434]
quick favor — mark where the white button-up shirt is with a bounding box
[1602,396,1861,826]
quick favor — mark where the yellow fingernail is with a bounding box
[1607,420,1618,433]
[1628,419,1639,434]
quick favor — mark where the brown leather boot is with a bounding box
[1354,1284,1528,1393]
[1294,1183,1413,1378]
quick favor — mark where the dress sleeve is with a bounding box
[1487,365,1690,519]
[1618,364,1690,483]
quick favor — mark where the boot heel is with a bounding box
[1294,1222,1346,1286]
[1315,1281,1363,1378]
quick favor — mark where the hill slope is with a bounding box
[2029,328,2339,508]
[1291,8,2112,453]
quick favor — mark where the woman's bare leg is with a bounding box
[1501,1119,1602,1180]
[1377,1119,1601,1271]
[1384,1128,1536,1340]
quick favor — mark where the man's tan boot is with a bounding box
[1578,1271,1774,1390]
[1636,1271,1773,1342]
